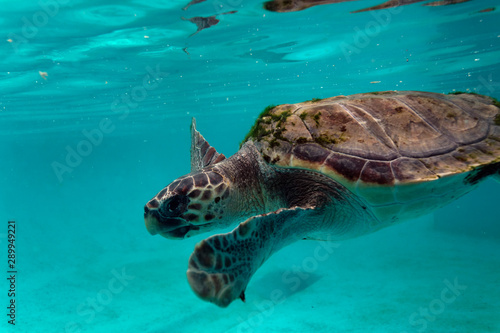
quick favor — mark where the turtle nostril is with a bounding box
[144,206,150,216]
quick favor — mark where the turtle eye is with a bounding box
[166,198,178,212]
[160,195,189,217]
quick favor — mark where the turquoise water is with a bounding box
[1,0,500,332]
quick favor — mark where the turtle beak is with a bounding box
[144,205,195,239]
[144,208,158,235]
[144,200,162,235]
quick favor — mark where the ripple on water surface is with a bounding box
[71,5,146,26]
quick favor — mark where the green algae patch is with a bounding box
[494,112,500,126]
[490,96,500,126]
[313,112,321,126]
[259,105,278,118]
[491,96,500,109]
[241,104,276,146]
[273,110,292,127]
[315,134,336,145]
[241,105,294,146]
[315,132,344,145]
[268,127,288,148]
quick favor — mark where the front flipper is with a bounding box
[190,118,226,172]
[187,206,314,307]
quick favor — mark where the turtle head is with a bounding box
[144,169,231,239]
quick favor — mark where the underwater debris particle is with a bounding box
[39,71,48,80]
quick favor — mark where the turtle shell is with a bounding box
[246,91,500,222]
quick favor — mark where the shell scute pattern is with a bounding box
[247,91,500,219]
[323,152,366,182]
[399,95,488,145]
[250,91,500,186]
[335,103,399,160]
[292,143,329,164]
[360,161,394,185]
[390,158,434,182]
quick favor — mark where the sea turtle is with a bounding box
[144,91,500,307]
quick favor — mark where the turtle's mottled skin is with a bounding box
[144,91,500,308]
